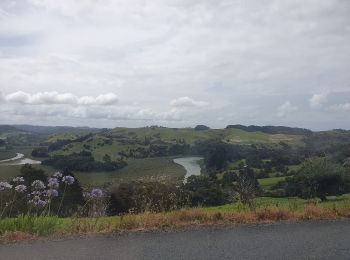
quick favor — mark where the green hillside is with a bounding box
[49,126,304,161]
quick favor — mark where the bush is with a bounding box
[285,157,350,200]
[185,176,229,207]
[31,147,49,158]
[42,152,127,172]
[107,181,189,215]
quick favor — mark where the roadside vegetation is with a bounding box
[1,124,350,240]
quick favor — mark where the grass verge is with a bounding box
[1,196,350,241]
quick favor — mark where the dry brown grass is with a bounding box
[2,205,350,241]
[0,231,37,242]
[110,206,350,232]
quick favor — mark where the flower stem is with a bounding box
[57,184,67,216]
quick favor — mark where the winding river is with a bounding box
[173,156,203,183]
[0,153,41,166]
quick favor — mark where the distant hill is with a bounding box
[225,125,312,136]
[0,125,24,134]
[44,126,307,162]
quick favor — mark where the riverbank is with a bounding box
[0,152,41,166]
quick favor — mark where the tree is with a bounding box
[235,166,259,208]
[103,154,112,163]
[20,164,47,187]
[185,176,229,206]
[194,125,210,131]
[285,157,350,200]
[204,141,230,172]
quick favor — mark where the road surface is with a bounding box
[1,220,350,259]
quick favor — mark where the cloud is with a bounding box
[77,93,119,105]
[277,101,298,117]
[170,96,209,108]
[0,1,350,129]
[309,93,328,108]
[328,103,350,111]
[6,104,182,122]
[3,91,118,106]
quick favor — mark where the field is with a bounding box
[258,176,286,190]
[0,150,17,160]
[74,157,186,186]
[0,157,186,187]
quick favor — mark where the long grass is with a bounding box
[0,215,63,236]
[2,196,350,241]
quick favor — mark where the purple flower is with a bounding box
[31,180,45,190]
[28,194,48,208]
[0,181,12,191]
[13,177,24,183]
[44,189,59,198]
[53,171,63,179]
[62,175,74,185]
[48,178,59,189]
[91,188,103,198]
[15,184,27,193]
[31,191,41,196]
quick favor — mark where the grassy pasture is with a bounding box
[258,176,286,190]
[74,157,186,186]
[0,157,185,187]
[0,150,17,160]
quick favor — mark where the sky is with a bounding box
[0,0,349,130]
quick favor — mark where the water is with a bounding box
[0,153,41,166]
[173,156,203,183]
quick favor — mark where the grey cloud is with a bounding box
[0,0,349,129]
[328,103,350,112]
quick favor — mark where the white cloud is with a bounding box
[77,93,119,106]
[3,91,118,106]
[309,93,328,108]
[277,101,298,117]
[170,96,209,108]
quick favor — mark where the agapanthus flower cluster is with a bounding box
[91,188,103,198]
[43,189,59,198]
[28,195,48,208]
[13,177,24,183]
[27,189,51,208]
[53,171,63,179]
[0,181,12,191]
[83,188,103,200]
[48,178,59,189]
[62,175,74,185]
[31,180,46,190]
[15,184,27,193]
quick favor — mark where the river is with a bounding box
[0,153,41,166]
[173,156,203,183]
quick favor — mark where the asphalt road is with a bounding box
[1,220,350,260]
